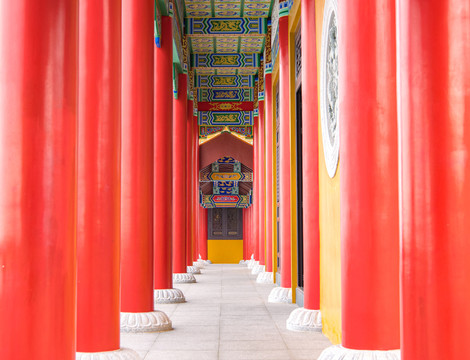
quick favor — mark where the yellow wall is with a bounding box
[208,240,243,264]
[316,0,342,345]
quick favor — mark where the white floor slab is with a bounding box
[121,264,332,360]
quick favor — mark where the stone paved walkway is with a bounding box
[121,264,332,360]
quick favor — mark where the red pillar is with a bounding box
[154,16,173,292]
[173,74,193,279]
[338,0,399,352]
[77,0,125,354]
[120,0,171,331]
[252,116,260,261]
[0,2,78,358]
[198,206,208,259]
[278,16,291,289]
[301,0,320,311]
[258,100,266,267]
[264,74,274,273]
[399,1,470,359]
[186,99,194,268]
[193,115,200,262]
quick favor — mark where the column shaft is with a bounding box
[121,0,154,313]
[172,74,188,273]
[264,74,274,273]
[154,16,173,290]
[279,16,292,288]
[77,0,121,351]
[258,100,266,266]
[198,206,208,259]
[0,2,78,358]
[339,0,399,350]
[301,0,320,310]
[252,116,260,260]
[193,115,199,261]
[186,99,194,266]
[399,1,470,359]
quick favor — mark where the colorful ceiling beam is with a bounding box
[198,111,254,126]
[186,18,267,35]
[198,102,254,111]
[199,125,253,139]
[197,88,254,101]
[195,75,254,88]
[201,195,251,208]
[194,68,259,76]
[185,1,273,18]
[200,172,254,182]
[192,53,260,68]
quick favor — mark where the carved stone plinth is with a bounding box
[173,272,196,283]
[120,311,172,333]
[251,264,264,275]
[256,271,274,284]
[193,261,205,269]
[318,345,401,360]
[187,265,201,274]
[239,260,247,265]
[286,308,322,332]
[247,260,258,269]
[268,286,292,304]
[77,348,141,360]
[154,288,185,304]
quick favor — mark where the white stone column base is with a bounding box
[268,286,292,303]
[193,261,205,269]
[251,264,265,275]
[247,260,259,269]
[120,311,172,333]
[187,265,201,274]
[318,345,401,360]
[77,348,141,360]
[286,307,322,332]
[239,260,247,265]
[173,272,196,283]
[256,271,274,284]
[154,288,186,304]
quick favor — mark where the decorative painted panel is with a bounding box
[197,88,254,102]
[194,68,259,76]
[154,2,162,47]
[199,125,224,138]
[185,1,273,18]
[217,156,237,163]
[228,126,253,138]
[264,24,272,73]
[202,195,251,208]
[186,18,266,35]
[198,111,254,126]
[200,172,254,181]
[199,126,253,139]
[195,75,254,88]
[192,53,260,68]
[198,101,254,111]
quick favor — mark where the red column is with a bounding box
[258,100,266,267]
[120,0,171,332]
[252,116,260,261]
[339,0,399,352]
[264,74,274,273]
[278,16,291,289]
[173,74,189,274]
[154,16,173,291]
[399,1,470,359]
[0,2,78,359]
[186,99,194,268]
[198,206,208,259]
[193,115,199,262]
[301,0,320,311]
[77,0,124,354]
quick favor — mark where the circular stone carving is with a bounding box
[320,0,340,178]
[286,308,322,332]
[173,273,196,283]
[256,271,274,284]
[120,311,172,333]
[77,348,141,360]
[268,287,292,304]
[251,264,264,275]
[187,265,201,274]
[318,345,401,360]
[154,288,186,304]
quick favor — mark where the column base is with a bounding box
[318,345,401,360]
[286,308,322,332]
[256,271,274,284]
[239,260,247,265]
[187,265,201,274]
[268,286,292,303]
[173,272,196,283]
[247,260,259,269]
[77,348,141,360]
[251,264,264,275]
[193,261,205,269]
[154,288,186,304]
[120,311,172,333]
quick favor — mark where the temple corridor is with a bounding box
[122,264,331,360]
